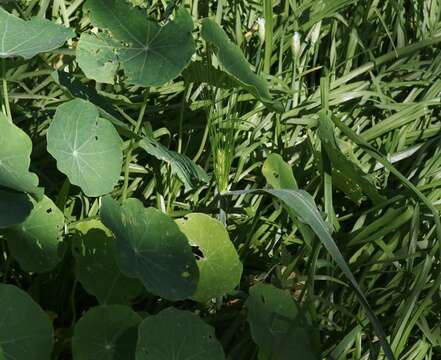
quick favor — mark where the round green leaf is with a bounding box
[176,213,242,302]
[72,305,141,360]
[86,0,195,86]
[5,195,64,273]
[100,196,199,301]
[0,189,33,228]
[76,33,118,84]
[0,8,74,59]
[72,219,144,304]
[246,283,319,360]
[0,114,39,194]
[46,99,123,197]
[135,307,225,360]
[0,284,53,360]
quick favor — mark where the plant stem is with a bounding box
[1,59,12,123]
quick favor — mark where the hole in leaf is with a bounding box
[273,173,279,178]
[191,245,205,260]
[46,208,52,214]
[95,136,99,140]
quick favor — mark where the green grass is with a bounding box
[1,0,441,359]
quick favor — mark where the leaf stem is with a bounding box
[1,59,12,123]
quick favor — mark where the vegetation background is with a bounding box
[1,0,441,359]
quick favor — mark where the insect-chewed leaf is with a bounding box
[100,196,199,301]
[0,8,74,59]
[135,307,225,360]
[0,114,39,194]
[0,284,53,360]
[0,188,33,228]
[246,283,319,360]
[84,0,195,86]
[76,33,119,84]
[200,19,282,112]
[176,213,242,302]
[138,136,209,190]
[72,219,144,305]
[46,99,123,197]
[5,195,64,273]
[72,305,141,360]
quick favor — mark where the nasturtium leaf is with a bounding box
[176,213,242,302]
[0,188,33,228]
[100,196,199,301]
[246,283,319,360]
[72,305,141,360]
[85,0,195,86]
[0,8,74,59]
[72,219,144,304]
[47,99,123,197]
[5,195,64,273]
[138,137,209,190]
[0,284,53,360]
[200,19,282,112]
[0,113,39,194]
[262,154,298,190]
[76,33,118,84]
[135,307,225,360]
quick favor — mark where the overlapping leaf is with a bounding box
[176,213,243,302]
[0,284,53,360]
[246,283,319,360]
[82,0,195,86]
[0,8,74,59]
[72,305,141,360]
[135,307,225,360]
[5,195,64,273]
[47,99,123,197]
[0,114,39,194]
[0,189,33,228]
[138,136,209,190]
[72,219,144,305]
[200,19,282,112]
[100,196,199,301]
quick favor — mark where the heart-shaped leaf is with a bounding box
[72,305,141,360]
[246,283,319,360]
[0,114,39,194]
[0,8,74,59]
[83,0,195,86]
[135,307,225,360]
[200,19,282,112]
[138,136,209,190]
[0,189,33,228]
[0,284,53,360]
[5,195,64,273]
[72,219,144,304]
[100,196,199,301]
[176,213,242,302]
[47,99,123,197]
[76,33,119,84]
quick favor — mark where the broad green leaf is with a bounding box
[100,196,199,301]
[262,154,298,190]
[85,0,195,86]
[0,8,74,59]
[175,213,243,302]
[0,114,39,194]
[72,305,141,360]
[225,188,393,358]
[72,219,144,305]
[0,189,33,228]
[47,99,123,197]
[135,307,225,360]
[138,136,209,190]
[0,284,53,360]
[246,283,319,360]
[76,33,118,84]
[200,19,282,112]
[5,195,64,273]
